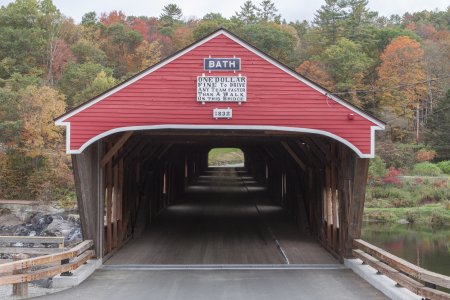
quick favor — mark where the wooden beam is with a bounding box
[280,141,306,171]
[0,241,93,274]
[101,131,133,167]
[354,239,450,289]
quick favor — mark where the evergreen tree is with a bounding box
[313,0,346,45]
[160,4,182,26]
[426,90,450,160]
[234,1,258,24]
[257,0,281,23]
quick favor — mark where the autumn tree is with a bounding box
[100,10,126,26]
[17,86,66,157]
[127,40,161,73]
[375,36,427,129]
[296,61,335,91]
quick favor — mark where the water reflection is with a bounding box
[362,222,450,277]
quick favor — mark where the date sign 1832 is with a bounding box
[213,108,232,119]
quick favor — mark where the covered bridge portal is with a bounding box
[56,29,384,264]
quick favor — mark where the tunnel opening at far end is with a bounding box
[208,147,245,167]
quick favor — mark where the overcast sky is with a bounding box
[0,0,449,23]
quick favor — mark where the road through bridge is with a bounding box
[37,168,386,299]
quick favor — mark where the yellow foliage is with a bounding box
[17,86,66,157]
[127,40,161,73]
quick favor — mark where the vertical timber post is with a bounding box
[72,141,102,258]
[343,152,369,258]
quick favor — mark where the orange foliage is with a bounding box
[130,18,149,40]
[172,27,194,50]
[416,149,437,162]
[100,10,126,26]
[296,60,335,91]
[375,36,426,118]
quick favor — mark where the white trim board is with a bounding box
[57,123,382,158]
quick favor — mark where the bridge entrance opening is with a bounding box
[208,148,244,167]
[71,130,370,265]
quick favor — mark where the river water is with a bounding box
[362,222,450,277]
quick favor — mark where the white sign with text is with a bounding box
[197,76,247,103]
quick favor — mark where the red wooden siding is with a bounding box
[56,30,384,157]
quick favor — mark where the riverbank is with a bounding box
[363,171,450,227]
[364,204,450,227]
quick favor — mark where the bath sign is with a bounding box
[197,76,247,103]
[204,58,241,71]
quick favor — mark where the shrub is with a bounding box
[437,161,450,174]
[416,148,437,162]
[405,210,419,223]
[371,186,410,201]
[368,156,387,180]
[376,141,416,170]
[430,209,448,228]
[412,162,442,176]
[383,167,402,186]
[415,185,449,204]
[365,210,395,223]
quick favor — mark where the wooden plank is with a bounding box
[100,131,133,167]
[106,158,113,254]
[113,159,119,249]
[0,250,94,285]
[0,248,63,255]
[0,200,37,205]
[331,163,338,251]
[353,249,450,300]
[0,240,93,274]
[325,166,332,248]
[0,236,64,244]
[118,158,124,244]
[354,239,450,289]
[280,141,306,171]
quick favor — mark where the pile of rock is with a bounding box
[0,203,82,249]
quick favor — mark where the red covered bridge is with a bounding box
[55,28,385,263]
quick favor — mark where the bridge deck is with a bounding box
[39,268,386,300]
[36,168,387,299]
[105,168,336,265]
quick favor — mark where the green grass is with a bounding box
[208,148,244,166]
[364,204,450,227]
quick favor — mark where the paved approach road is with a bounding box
[38,268,386,300]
